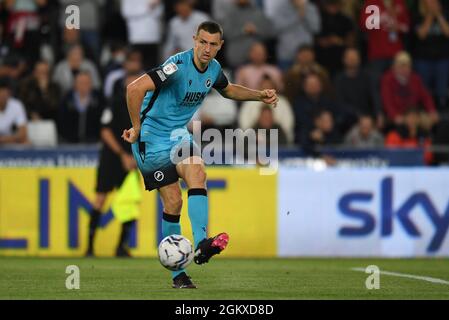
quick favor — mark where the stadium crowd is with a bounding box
[0,0,448,164]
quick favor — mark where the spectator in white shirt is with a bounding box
[0,78,28,145]
[239,74,295,144]
[163,0,210,59]
[121,0,164,69]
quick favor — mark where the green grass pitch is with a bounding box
[1,257,448,299]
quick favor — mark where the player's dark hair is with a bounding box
[196,21,224,39]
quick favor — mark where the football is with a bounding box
[158,235,194,271]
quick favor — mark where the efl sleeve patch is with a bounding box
[162,62,178,75]
[146,62,179,88]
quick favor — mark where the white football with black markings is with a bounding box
[158,235,194,271]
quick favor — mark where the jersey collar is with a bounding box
[191,49,209,74]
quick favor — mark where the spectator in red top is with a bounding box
[360,0,410,77]
[360,0,410,62]
[381,51,439,129]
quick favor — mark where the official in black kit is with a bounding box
[86,73,141,257]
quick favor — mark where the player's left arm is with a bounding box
[214,70,278,107]
[219,83,278,107]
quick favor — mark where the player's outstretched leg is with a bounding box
[178,157,230,265]
[187,188,209,249]
[187,189,229,264]
[159,183,196,289]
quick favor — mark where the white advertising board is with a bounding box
[278,168,449,257]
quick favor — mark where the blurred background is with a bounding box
[0,0,448,258]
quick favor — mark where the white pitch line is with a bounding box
[351,268,449,285]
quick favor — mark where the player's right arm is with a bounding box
[122,74,156,144]
[123,60,180,144]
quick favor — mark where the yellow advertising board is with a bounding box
[0,167,276,257]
